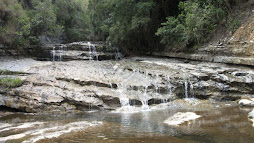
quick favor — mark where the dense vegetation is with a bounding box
[0,0,247,54]
[0,0,89,50]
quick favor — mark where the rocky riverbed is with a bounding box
[2,42,254,142]
[1,48,254,113]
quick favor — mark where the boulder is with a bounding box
[238,99,254,107]
[163,112,201,126]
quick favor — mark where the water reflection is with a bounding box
[1,106,254,143]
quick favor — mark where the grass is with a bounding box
[0,69,26,75]
[0,78,23,88]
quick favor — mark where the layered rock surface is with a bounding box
[1,52,254,112]
[152,16,254,67]
[31,41,118,61]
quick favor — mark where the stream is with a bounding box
[0,104,254,143]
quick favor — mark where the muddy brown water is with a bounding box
[0,104,253,143]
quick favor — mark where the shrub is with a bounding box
[156,0,226,47]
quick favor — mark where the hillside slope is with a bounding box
[153,1,254,66]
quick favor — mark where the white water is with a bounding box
[115,47,122,60]
[52,47,56,61]
[88,42,98,61]
[141,86,149,110]
[117,83,130,107]
[51,45,66,61]
[59,45,63,61]
[88,42,93,60]
[190,81,194,97]
[185,80,188,98]
[0,121,102,143]
[0,122,44,133]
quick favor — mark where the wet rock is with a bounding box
[238,99,254,107]
[2,55,254,112]
[248,109,254,127]
[163,112,201,126]
[248,109,254,119]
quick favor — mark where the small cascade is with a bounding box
[88,42,93,60]
[184,79,195,98]
[117,84,130,107]
[189,81,194,97]
[141,86,149,110]
[92,45,98,61]
[52,47,56,62]
[115,47,122,60]
[88,42,98,61]
[51,45,66,62]
[167,76,172,95]
[162,75,172,103]
[184,80,188,98]
[59,45,63,61]
[155,74,159,96]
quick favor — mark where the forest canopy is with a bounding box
[0,0,245,53]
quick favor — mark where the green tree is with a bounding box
[156,0,225,48]
[29,0,63,37]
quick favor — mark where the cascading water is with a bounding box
[155,74,159,96]
[88,42,93,60]
[185,80,189,98]
[59,45,63,61]
[51,45,66,62]
[162,75,172,103]
[87,42,98,61]
[92,44,98,61]
[189,81,194,97]
[115,47,122,60]
[167,76,172,96]
[117,83,130,107]
[52,47,56,62]
[141,86,149,110]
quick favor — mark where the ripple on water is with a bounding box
[0,121,102,143]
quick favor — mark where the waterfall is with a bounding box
[92,44,98,61]
[167,76,172,95]
[190,81,194,97]
[162,75,172,103]
[115,47,122,60]
[88,42,98,61]
[155,74,159,96]
[141,86,149,110]
[51,45,66,62]
[88,42,93,60]
[59,45,63,61]
[185,80,188,98]
[52,47,56,62]
[117,84,130,107]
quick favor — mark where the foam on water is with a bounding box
[112,106,151,114]
[0,122,44,132]
[0,121,102,143]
